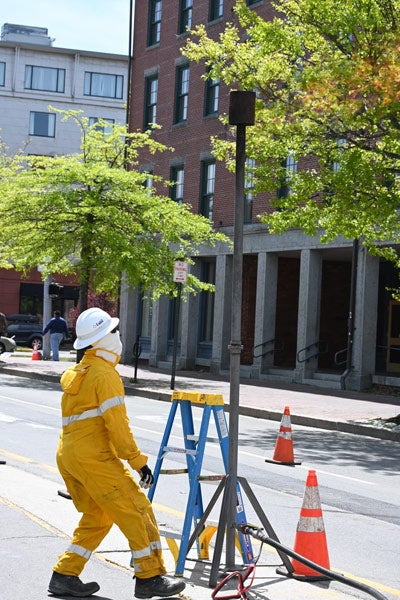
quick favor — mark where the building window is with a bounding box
[277,154,297,199]
[198,259,216,358]
[144,75,158,128]
[0,62,5,86]
[200,159,216,220]
[204,73,219,116]
[244,158,255,223]
[25,65,65,93]
[209,0,223,21]
[170,165,184,203]
[246,0,259,5]
[88,117,115,135]
[29,112,56,137]
[179,0,193,34]
[142,169,154,193]
[174,65,190,124]
[148,0,162,46]
[84,72,123,99]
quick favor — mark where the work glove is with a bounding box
[139,464,154,489]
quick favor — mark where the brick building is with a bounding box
[0,23,128,324]
[122,1,399,391]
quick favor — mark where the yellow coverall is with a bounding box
[53,349,167,579]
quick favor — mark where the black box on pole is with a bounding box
[229,91,256,126]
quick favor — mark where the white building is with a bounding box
[0,23,128,156]
[0,23,128,322]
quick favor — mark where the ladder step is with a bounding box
[162,446,197,457]
[160,468,189,475]
[197,475,225,482]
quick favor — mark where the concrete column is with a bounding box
[119,278,140,365]
[346,247,380,390]
[180,261,201,370]
[149,294,169,367]
[251,252,278,377]
[210,254,232,374]
[295,249,323,381]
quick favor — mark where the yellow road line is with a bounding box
[0,496,67,538]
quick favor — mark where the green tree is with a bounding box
[183,0,400,266]
[0,110,228,310]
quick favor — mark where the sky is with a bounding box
[1,0,132,55]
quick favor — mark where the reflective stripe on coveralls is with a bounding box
[66,544,92,560]
[62,396,124,427]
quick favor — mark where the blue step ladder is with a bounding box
[147,390,254,576]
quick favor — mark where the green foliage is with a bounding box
[0,110,228,298]
[183,0,400,267]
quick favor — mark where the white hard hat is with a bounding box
[74,307,119,350]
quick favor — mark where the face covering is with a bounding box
[93,330,123,363]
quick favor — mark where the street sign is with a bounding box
[173,261,188,283]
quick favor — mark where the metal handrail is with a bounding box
[297,340,328,363]
[252,337,284,359]
[334,347,348,366]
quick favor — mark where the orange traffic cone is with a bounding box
[289,470,330,580]
[31,342,40,361]
[265,406,301,465]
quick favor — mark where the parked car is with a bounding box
[7,321,43,349]
[0,335,17,354]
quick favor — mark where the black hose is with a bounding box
[236,524,388,600]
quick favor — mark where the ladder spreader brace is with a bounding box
[147,390,254,576]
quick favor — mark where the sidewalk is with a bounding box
[1,351,400,441]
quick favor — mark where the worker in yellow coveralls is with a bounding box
[48,307,185,599]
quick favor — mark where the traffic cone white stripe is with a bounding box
[278,431,292,441]
[297,516,325,532]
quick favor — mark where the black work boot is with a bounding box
[135,574,186,598]
[48,571,100,597]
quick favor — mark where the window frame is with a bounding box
[170,164,185,203]
[24,65,65,93]
[29,111,56,138]
[88,117,115,136]
[0,62,5,86]
[174,64,190,124]
[148,0,162,46]
[277,154,297,199]
[178,0,193,34]
[244,157,255,224]
[84,72,123,99]
[200,159,216,220]
[144,74,158,128]
[209,0,223,21]
[204,73,220,116]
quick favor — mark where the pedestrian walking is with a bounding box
[48,307,185,599]
[43,310,69,361]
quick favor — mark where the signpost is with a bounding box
[170,261,188,389]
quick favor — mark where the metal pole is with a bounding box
[225,121,246,567]
[170,283,181,389]
[42,276,52,359]
[225,91,256,568]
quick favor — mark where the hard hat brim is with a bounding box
[73,316,119,350]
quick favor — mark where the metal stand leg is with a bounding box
[208,475,294,588]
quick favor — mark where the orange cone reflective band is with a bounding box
[291,470,330,578]
[265,406,301,465]
[32,342,40,361]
